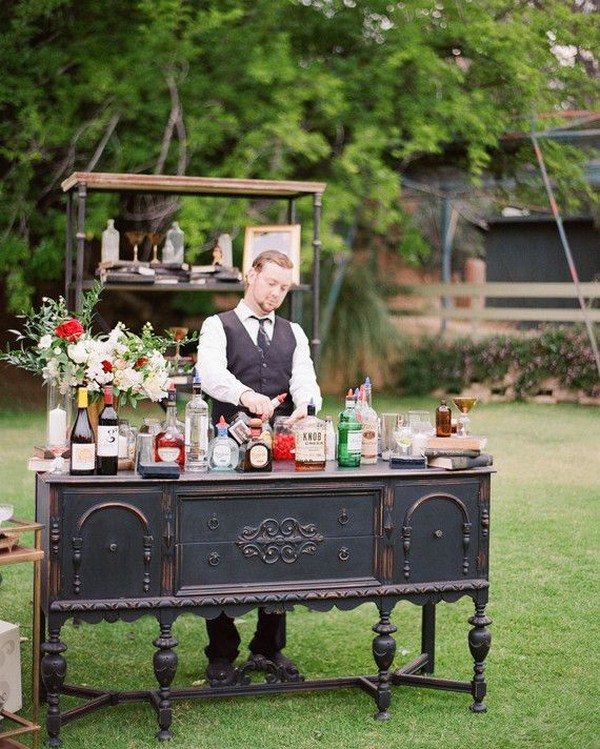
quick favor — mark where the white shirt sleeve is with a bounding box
[196,315,249,406]
[289,322,322,412]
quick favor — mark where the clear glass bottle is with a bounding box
[435,400,452,437]
[163,221,184,265]
[118,419,131,459]
[357,386,378,465]
[70,387,96,475]
[294,399,326,471]
[325,415,336,461]
[96,385,119,475]
[241,418,273,472]
[337,389,363,468]
[184,372,209,472]
[154,383,185,467]
[101,218,120,263]
[207,416,240,472]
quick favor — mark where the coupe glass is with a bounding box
[125,231,146,263]
[452,396,478,437]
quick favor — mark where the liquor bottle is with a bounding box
[101,219,120,264]
[154,382,185,467]
[325,415,337,461]
[163,221,184,265]
[294,399,326,471]
[96,385,119,475]
[70,387,96,475]
[435,400,452,437]
[207,416,240,472]
[337,389,363,468]
[184,372,209,472]
[228,393,287,445]
[357,387,378,465]
[240,418,273,472]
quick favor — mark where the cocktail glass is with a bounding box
[125,231,146,264]
[148,232,163,265]
[393,425,413,456]
[452,396,478,437]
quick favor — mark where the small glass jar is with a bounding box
[273,416,295,461]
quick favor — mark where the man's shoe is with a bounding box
[249,651,302,681]
[206,657,235,687]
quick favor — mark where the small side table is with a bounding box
[0,519,44,749]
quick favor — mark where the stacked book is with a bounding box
[424,436,493,470]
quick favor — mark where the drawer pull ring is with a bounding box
[434,530,443,539]
[338,547,350,562]
[208,513,220,531]
[109,543,118,552]
[338,509,349,526]
[208,551,221,567]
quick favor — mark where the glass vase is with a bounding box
[46,383,72,473]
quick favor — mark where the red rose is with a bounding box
[55,319,85,342]
[135,357,148,368]
[101,360,113,373]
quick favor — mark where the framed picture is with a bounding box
[243,224,301,285]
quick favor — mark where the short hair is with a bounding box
[251,250,294,272]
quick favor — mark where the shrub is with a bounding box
[396,326,600,399]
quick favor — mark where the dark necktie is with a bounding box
[252,316,271,356]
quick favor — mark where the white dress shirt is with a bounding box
[197,300,322,412]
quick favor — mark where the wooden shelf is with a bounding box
[0,520,43,566]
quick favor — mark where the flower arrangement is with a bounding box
[1,283,195,406]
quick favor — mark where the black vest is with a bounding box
[210,310,296,426]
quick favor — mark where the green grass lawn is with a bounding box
[1,396,599,749]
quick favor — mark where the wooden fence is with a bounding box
[392,281,600,324]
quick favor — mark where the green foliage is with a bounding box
[1,0,598,310]
[396,326,600,398]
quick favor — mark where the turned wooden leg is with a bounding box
[468,601,492,713]
[153,622,178,741]
[41,627,67,748]
[372,603,397,721]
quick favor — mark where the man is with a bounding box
[197,249,322,686]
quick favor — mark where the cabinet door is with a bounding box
[175,485,382,594]
[392,477,487,584]
[58,488,164,600]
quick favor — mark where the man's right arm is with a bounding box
[196,315,249,406]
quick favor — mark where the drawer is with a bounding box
[176,534,376,592]
[177,488,378,544]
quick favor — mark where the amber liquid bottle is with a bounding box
[241,418,272,472]
[435,400,452,437]
[155,383,185,467]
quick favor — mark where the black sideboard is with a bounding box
[36,463,493,745]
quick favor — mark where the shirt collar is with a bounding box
[237,300,275,325]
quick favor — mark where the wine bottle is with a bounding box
[70,387,96,475]
[96,385,119,475]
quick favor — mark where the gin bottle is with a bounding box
[207,416,240,472]
[294,399,326,471]
[337,389,363,468]
[184,372,209,472]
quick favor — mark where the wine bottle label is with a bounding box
[71,443,96,471]
[97,425,119,456]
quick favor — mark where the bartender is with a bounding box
[197,248,322,686]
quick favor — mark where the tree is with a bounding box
[1,0,598,315]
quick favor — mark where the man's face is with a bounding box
[245,261,293,316]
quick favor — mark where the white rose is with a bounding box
[38,335,52,350]
[67,341,90,364]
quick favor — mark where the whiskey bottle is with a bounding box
[228,393,287,445]
[155,382,185,467]
[184,372,209,472]
[435,400,452,437]
[337,389,363,468]
[207,416,240,472]
[96,385,119,475]
[294,399,326,471]
[70,387,96,475]
[240,418,272,472]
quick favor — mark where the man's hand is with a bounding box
[286,403,309,425]
[240,390,276,419]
